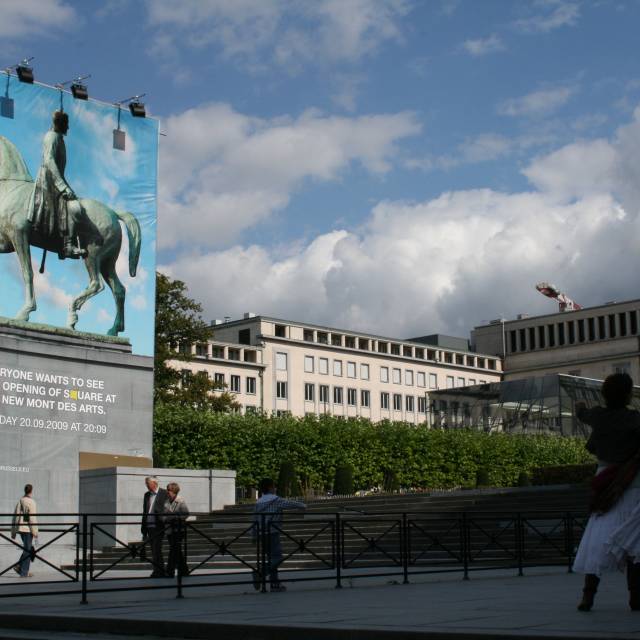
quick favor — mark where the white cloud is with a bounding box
[146,0,413,73]
[498,86,575,117]
[0,0,76,39]
[158,103,422,250]
[514,1,580,33]
[525,105,640,210]
[406,131,555,171]
[162,104,640,339]
[462,34,505,57]
[32,264,73,310]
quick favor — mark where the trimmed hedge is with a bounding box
[530,463,597,486]
[334,464,355,495]
[153,405,594,491]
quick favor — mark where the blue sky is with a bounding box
[1,0,640,340]
[0,79,158,355]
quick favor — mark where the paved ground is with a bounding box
[0,568,639,639]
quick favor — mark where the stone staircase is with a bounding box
[82,485,590,574]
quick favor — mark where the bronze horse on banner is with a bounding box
[0,135,141,336]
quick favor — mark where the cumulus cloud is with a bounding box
[513,0,580,33]
[146,0,412,73]
[406,131,555,171]
[162,105,640,339]
[158,103,422,250]
[498,86,575,117]
[32,264,73,309]
[462,34,505,57]
[0,0,76,40]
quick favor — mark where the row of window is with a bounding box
[181,370,257,395]
[509,310,640,353]
[296,383,432,414]
[274,323,497,370]
[294,355,488,389]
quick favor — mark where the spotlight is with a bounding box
[112,94,147,151]
[129,99,146,118]
[71,82,88,100]
[16,59,34,84]
[57,74,90,100]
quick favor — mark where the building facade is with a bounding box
[472,299,640,382]
[197,314,502,423]
[168,339,266,413]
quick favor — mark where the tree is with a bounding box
[154,272,239,412]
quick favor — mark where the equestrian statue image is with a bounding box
[0,110,140,337]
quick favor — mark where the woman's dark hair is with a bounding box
[602,373,634,409]
[24,484,32,495]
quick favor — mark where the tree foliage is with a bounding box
[154,272,239,412]
[153,405,593,491]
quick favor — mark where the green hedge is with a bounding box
[530,463,597,486]
[153,404,594,491]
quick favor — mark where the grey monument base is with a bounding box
[0,319,155,576]
[80,466,237,548]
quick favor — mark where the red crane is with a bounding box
[536,282,582,312]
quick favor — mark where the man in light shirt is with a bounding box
[141,476,168,578]
[11,484,38,578]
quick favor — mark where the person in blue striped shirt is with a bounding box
[253,478,305,592]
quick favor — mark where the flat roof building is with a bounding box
[182,315,502,422]
[471,298,640,383]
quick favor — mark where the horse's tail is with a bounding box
[115,211,141,277]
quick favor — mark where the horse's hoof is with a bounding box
[15,306,34,322]
[67,314,78,330]
[107,328,118,336]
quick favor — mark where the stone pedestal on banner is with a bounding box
[0,319,154,572]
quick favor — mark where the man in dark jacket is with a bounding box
[142,476,169,578]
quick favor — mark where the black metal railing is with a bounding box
[0,509,587,603]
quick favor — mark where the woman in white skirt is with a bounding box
[573,373,640,612]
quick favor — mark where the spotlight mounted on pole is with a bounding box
[56,74,91,101]
[1,57,34,118]
[16,57,34,84]
[112,94,147,151]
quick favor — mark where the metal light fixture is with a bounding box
[57,74,90,100]
[71,79,89,100]
[112,94,147,150]
[128,96,146,118]
[1,57,34,118]
[16,58,34,83]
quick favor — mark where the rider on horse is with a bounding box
[28,110,87,259]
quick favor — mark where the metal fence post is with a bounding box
[176,519,184,599]
[462,513,470,580]
[402,513,409,584]
[566,512,574,573]
[335,513,342,589]
[81,514,88,604]
[516,513,524,577]
[260,514,268,593]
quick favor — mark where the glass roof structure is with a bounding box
[427,374,640,437]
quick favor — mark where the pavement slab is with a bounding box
[0,568,639,639]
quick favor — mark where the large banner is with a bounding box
[0,75,157,357]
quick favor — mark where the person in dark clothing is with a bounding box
[573,373,640,612]
[165,482,190,578]
[142,476,169,578]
